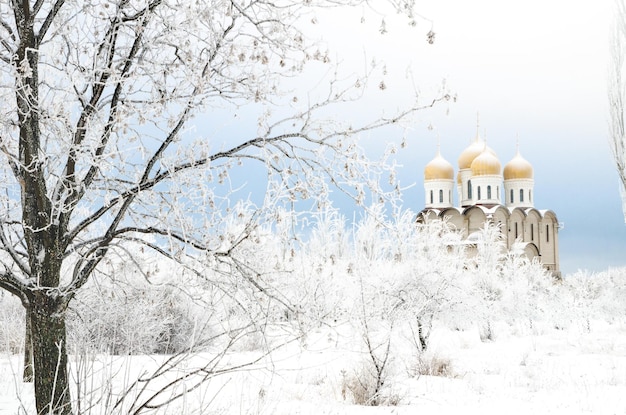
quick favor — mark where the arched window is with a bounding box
[430,190,433,204]
[531,223,534,241]
[477,186,481,200]
[487,185,492,199]
[546,224,550,242]
[520,189,524,202]
[510,189,514,203]
[529,190,532,202]
[515,222,518,238]
[468,180,472,199]
[439,189,443,203]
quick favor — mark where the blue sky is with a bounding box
[413,1,622,275]
[308,1,623,274]
[425,1,623,274]
[199,1,622,274]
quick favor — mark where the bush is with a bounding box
[340,365,400,406]
[0,292,24,354]
[68,280,203,355]
[416,353,455,378]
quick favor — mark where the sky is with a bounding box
[200,1,623,275]
[303,1,622,274]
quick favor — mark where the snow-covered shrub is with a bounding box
[66,245,210,355]
[443,222,557,337]
[68,280,201,355]
[462,223,508,339]
[0,292,24,354]
[497,242,556,332]
[351,209,465,336]
[340,362,400,407]
[416,352,455,378]
[320,208,469,406]
[558,267,626,330]
[394,219,466,350]
[277,212,355,331]
[67,204,301,357]
[201,206,301,331]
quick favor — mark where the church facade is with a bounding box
[415,131,560,277]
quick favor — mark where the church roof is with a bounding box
[424,150,454,180]
[470,147,501,176]
[503,149,533,180]
[458,132,484,169]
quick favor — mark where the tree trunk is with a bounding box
[23,307,33,382]
[416,315,432,352]
[30,294,72,415]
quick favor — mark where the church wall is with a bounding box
[459,169,473,206]
[508,209,526,246]
[466,207,487,235]
[470,175,502,205]
[424,179,454,208]
[523,243,540,261]
[527,210,541,246]
[423,210,440,222]
[491,207,510,247]
[440,209,464,234]
[504,178,535,208]
[539,212,560,274]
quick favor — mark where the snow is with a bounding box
[2,320,626,414]
[2,217,625,414]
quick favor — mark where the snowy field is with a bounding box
[2,217,625,415]
[2,319,626,414]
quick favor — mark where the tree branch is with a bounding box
[34,0,65,44]
[0,220,31,275]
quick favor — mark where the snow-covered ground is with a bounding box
[2,319,626,414]
[2,218,625,414]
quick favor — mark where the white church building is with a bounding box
[416,131,561,277]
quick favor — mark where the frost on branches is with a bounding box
[609,0,626,221]
[0,202,590,412]
[0,0,444,413]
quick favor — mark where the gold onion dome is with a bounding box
[504,150,533,180]
[424,150,454,180]
[458,134,485,169]
[470,147,501,176]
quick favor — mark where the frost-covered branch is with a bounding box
[609,0,626,221]
[0,0,441,412]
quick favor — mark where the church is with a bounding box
[415,130,561,277]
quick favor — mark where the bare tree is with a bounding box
[0,1,443,413]
[610,0,626,221]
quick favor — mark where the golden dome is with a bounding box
[458,134,484,169]
[470,147,501,176]
[424,151,454,181]
[504,150,533,180]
